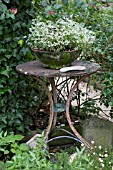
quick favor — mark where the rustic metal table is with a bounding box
[16,60,100,149]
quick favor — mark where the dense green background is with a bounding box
[0,0,47,134]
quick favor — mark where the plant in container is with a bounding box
[27,15,95,69]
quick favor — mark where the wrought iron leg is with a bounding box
[66,74,93,150]
[35,75,93,149]
[49,78,58,129]
[34,77,54,138]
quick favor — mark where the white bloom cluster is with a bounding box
[27,16,95,52]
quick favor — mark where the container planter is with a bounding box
[32,48,81,69]
[27,16,95,68]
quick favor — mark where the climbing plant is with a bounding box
[0,0,47,134]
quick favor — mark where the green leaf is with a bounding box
[0,148,5,152]
[9,14,15,19]
[18,124,24,132]
[0,66,11,78]
[0,13,5,20]
[5,55,12,59]
[20,143,28,151]
[4,131,7,137]
[4,150,9,154]
[18,39,24,47]
[5,161,14,168]
[53,4,62,10]
[11,148,16,153]
[0,2,7,11]
[0,89,6,95]
[62,0,68,5]
[1,70,9,78]
[3,0,10,3]
[42,0,48,6]
[45,6,52,13]
[14,135,24,141]
[0,161,5,169]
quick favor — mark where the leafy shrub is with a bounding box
[0,131,24,161]
[0,132,62,170]
[67,2,113,113]
[84,6,113,109]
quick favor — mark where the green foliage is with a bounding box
[0,132,113,170]
[0,0,47,134]
[65,3,113,113]
[69,145,113,170]
[0,131,24,161]
[0,132,61,170]
[69,147,95,170]
[84,7,113,109]
[38,1,113,113]
[27,15,95,52]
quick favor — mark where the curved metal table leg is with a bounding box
[66,74,93,150]
[34,77,54,138]
[49,78,58,130]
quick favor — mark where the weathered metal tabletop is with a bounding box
[16,60,100,77]
[16,60,100,149]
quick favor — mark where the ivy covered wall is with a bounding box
[0,0,46,134]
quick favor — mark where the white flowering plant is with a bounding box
[69,144,113,170]
[27,15,95,52]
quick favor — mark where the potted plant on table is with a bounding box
[26,14,95,69]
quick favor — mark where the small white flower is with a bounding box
[104,154,108,157]
[91,140,94,144]
[81,143,85,147]
[27,16,95,52]
[101,163,105,168]
[105,150,108,153]
[34,96,38,99]
[98,146,102,150]
[98,158,103,163]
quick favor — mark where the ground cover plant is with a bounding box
[0,132,113,170]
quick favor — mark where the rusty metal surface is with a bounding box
[16,60,100,78]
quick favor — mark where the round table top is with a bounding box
[16,60,100,78]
